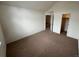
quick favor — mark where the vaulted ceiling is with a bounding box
[0,1,57,11]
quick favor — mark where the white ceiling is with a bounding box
[0,1,57,11]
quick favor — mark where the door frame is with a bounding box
[44,12,54,31]
[60,13,70,35]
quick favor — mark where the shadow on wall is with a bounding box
[0,24,6,57]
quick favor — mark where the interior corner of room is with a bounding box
[0,1,79,57]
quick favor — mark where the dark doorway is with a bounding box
[60,14,70,35]
[46,15,51,30]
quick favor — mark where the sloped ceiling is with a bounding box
[0,1,57,11]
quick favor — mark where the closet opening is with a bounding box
[60,14,70,35]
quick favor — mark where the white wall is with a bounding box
[48,1,79,39]
[53,12,62,34]
[0,5,45,44]
[0,24,6,57]
[47,1,79,54]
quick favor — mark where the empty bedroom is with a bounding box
[0,1,79,57]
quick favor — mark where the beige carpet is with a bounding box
[6,30,78,57]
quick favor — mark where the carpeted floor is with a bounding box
[6,30,78,57]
